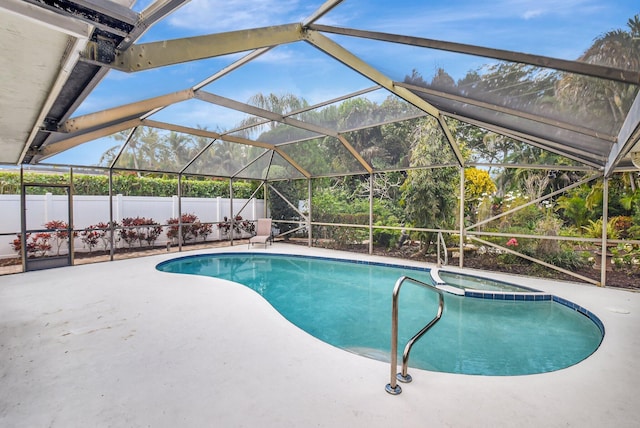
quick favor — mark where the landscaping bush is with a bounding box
[167,213,215,243]
[216,216,254,238]
[10,233,51,257]
[44,220,76,255]
[119,217,162,247]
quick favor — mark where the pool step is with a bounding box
[344,346,390,362]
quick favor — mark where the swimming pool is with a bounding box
[157,253,604,376]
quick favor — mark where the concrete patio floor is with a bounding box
[1,244,638,427]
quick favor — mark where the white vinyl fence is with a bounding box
[0,194,266,259]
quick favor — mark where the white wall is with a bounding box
[0,194,266,258]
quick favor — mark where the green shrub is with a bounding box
[0,171,256,198]
[541,249,590,270]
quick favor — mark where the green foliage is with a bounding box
[310,179,401,248]
[581,217,620,239]
[373,217,402,249]
[540,248,591,270]
[492,192,542,231]
[555,194,589,228]
[611,243,640,275]
[400,119,459,246]
[269,180,303,238]
[0,171,255,198]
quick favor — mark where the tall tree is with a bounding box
[401,118,459,253]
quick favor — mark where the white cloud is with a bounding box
[522,9,543,20]
[368,0,604,34]
[167,0,312,32]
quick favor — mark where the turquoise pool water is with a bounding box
[157,253,603,376]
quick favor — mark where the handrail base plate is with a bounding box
[385,383,402,395]
[397,372,412,383]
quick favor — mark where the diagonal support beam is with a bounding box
[467,173,600,231]
[437,116,464,167]
[302,0,345,26]
[304,30,440,117]
[309,24,640,85]
[60,90,194,133]
[143,119,277,151]
[34,118,143,161]
[304,29,464,165]
[195,91,372,173]
[397,81,617,142]
[195,90,335,135]
[445,112,605,168]
[111,23,304,72]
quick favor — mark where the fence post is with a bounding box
[216,197,222,223]
[115,194,123,223]
[44,192,53,225]
[172,195,179,219]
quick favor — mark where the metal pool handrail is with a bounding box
[385,275,445,395]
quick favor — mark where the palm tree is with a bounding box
[556,14,640,128]
[236,93,309,139]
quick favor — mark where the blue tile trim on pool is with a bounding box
[464,290,605,337]
[464,290,552,300]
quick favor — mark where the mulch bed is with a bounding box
[374,246,640,291]
[303,241,640,291]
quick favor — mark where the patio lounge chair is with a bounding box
[249,218,272,249]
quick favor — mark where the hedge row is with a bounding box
[0,172,257,198]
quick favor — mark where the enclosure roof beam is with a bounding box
[106,23,304,72]
[336,135,372,174]
[59,90,194,133]
[444,112,605,169]
[192,47,272,91]
[309,24,640,85]
[303,29,465,165]
[221,85,381,136]
[34,118,142,161]
[304,30,440,117]
[396,81,617,143]
[604,91,640,177]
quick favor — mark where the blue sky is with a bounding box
[47,0,639,165]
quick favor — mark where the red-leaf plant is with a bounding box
[44,220,77,255]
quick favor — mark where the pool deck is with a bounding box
[1,244,638,427]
